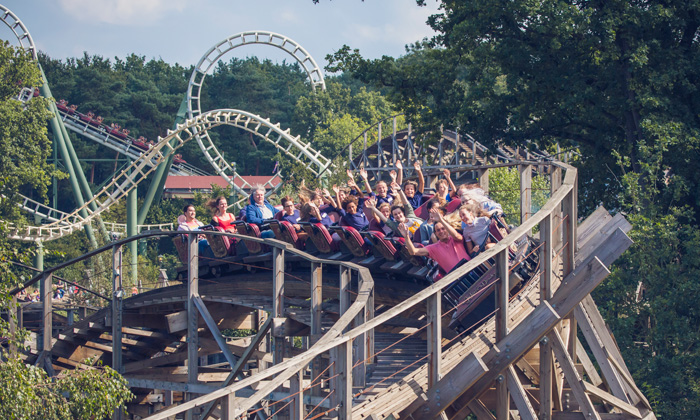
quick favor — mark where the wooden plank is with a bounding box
[401,352,489,419]
[548,329,601,420]
[520,164,532,225]
[576,206,612,250]
[574,304,631,405]
[186,232,199,420]
[540,338,553,419]
[582,381,642,418]
[577,336,603,386]
[580,295,646,407]
[468,399,496,420]
[506,365,537,420]
[576,227,634,269]
[607,352,652,410]
[165,304,252,333]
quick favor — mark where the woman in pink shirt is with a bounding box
[398,208,469,273]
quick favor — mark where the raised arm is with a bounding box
[398,223,430,256]
[433,208,463,241]
[359,168,372,194]
[347,177,364,198]
[395,160,404,186]
[442,168,457,197]
[322,188,338,209]
[391,182,416,218]
[365,197,388,223]
[414,161,425,194]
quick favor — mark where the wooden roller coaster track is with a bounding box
[7,158,655,420]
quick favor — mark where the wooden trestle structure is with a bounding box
[10,159,655,420]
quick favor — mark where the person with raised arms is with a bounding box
[398,207,469,273]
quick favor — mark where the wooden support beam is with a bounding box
[520,164,532,225]
[540,336,554,420]
[112,245,123,375]
[41,273,53,355]
[353,310,366,388]
[548,329,601,420]
[582,381,642,419]
[290,369,304,420]
[574,303,631,405]
[445,256,613,420]
[186,232,199,420]
[495,249,509,420]
[506,365,538,420]
[273,247,285,366]
[550,166,563,250]
[427,292,442,388]
[478,168,489,195]
[310,262,324,397]
[339,266,351,321]
[562,186,577,277]
[580,295,647,407]
[336,341,353,420]
[577,336,603,387]
[197,315,273,420]
[192,296,237,368]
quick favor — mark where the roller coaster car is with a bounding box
[362,231,417,274]
[57,100,69,112]
[206,226,236,258]
[267,220,305,250]
[298,222,342,257]
[387,237,431,279]
[171,235,211,281]
[327,226,370,258]
[79,112,94,123]
[412,194,435,220]
[132,137,148,150]
[173,154,186,165]
[232,221,265,255]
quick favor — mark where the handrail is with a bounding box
[142,158,576,419]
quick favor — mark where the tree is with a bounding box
[324,2,700,418]
[327,0,700,216]
[0,41,133,418]
[0,41,55,221]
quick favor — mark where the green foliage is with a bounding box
[326,2,700,417]
[0,42,57,220]
[0,357,133,420]
[487,167,550,226]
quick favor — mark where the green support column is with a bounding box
[137,96,188,225]
[43,105,98,249]
[40,66,110,244]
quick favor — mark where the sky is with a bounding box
[1,0,441,72]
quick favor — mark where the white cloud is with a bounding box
[58,0,186,26]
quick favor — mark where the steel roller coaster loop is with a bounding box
[187,31,331,197]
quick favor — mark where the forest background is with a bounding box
[2,0,700,418]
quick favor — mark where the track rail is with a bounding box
[187,31,330,196]
[57,107,209,176]
[0,4,36,59]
